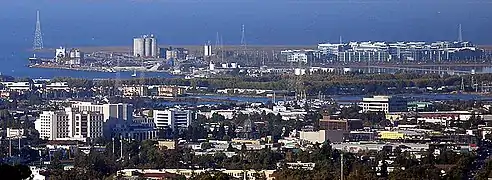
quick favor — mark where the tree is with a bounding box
[0,164,32,180]
[147,110,154,117]
[49,151,63,170]
[191,171,232,180]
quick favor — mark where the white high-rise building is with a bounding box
[149,35,158,58]
[36,109,106,141]
[144,36,152,57]
[35,111,70,140]
[55,47,67,61]
[204,44,212,57]
[133,37,145,57]
[72,111,104,139]
[71,102,133,123]
[153,109,193,130]
[133,34,159,58]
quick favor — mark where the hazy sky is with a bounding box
[0,0,491,47]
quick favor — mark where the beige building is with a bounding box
[156,140,176,150]
[122,86,148,97]
[299,130,328,144]
[155,85,185,97]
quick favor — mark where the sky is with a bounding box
[0,0,491,47]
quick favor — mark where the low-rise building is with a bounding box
[150,85,186,97]
[117,169,276,180]
[1,82,32,91]
[277,162,316,170]
[122,86,148,97]
[299,130,346,144]
[6,128,24,138]
[156,140,176,150]
[361,96,407,113]
[46,82,70,91]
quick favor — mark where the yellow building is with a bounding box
[156,140,176,150]
[231,139,261,145]
[379,131,404,140]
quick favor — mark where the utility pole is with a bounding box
[18,136,21,157]
[112,137,115,155]
[9,137,12,157]
[120,136,123,159]
[340,153,344,180]
[461,76,465,92]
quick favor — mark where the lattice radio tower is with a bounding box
[115,54,121,96]
[240,24,248,64]
[215,32,220,54]
[140,57,145,86]
[33,10,44,50]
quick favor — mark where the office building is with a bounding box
[164,47,188,60]
[1,82,32,91]
[68,48,84,65]
[280,50,319,63]
[72,111,104,139]
[133,34,158,58]
[299,130,346,143]
[35,111,70,140]
[122,86,149,97]
[317,41,483,63]
[319,118,348,131]
[36,109,105,141]
[34,102,133,141]
[6,128,24,138]
[361,96,407,113]
[71,102,133,123]
[55,47,67,61]
[150,85,186,97]
[153,109,193,130]
[45,82,70,91]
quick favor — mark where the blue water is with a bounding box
[332,94,492,103]
[1,0,491,78]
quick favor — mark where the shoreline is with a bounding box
[29,44,492,53]
[29,64,115,73]
[28,64,172,74]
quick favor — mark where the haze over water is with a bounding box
[0,0,491,78]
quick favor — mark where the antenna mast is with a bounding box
[33,10,44,50]
[458,24,463,42]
